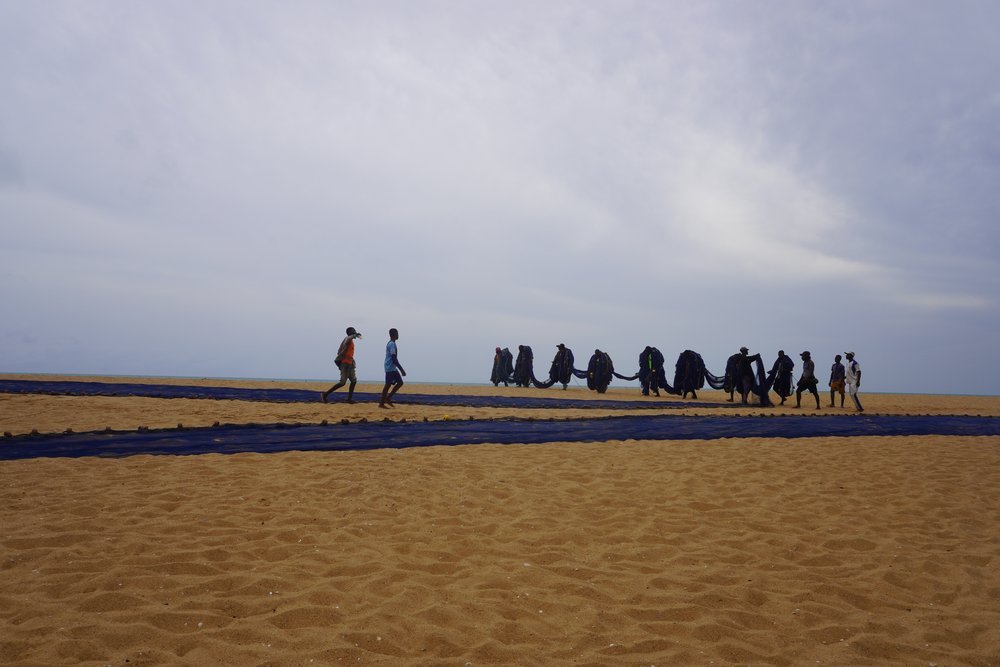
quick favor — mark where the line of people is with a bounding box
[492,344,620,393]
[492,344,576,389]
[320,330,862,412]
[491,343,864,412]
[492,345,707,397]
[734,347,863,411]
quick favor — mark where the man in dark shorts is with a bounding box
[795,350,821,409]
[379,328,406,408]
[322,326,361,404]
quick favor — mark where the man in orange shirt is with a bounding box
[322,326,361,403]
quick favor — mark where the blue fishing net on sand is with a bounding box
[0,379,715,410]
[3,414,997,461]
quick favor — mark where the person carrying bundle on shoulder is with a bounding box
[550,343,574,390]
[736,347,756,404]
[770,350,795,405]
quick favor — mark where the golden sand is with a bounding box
[2,376,999,665]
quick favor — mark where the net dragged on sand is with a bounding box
[0,379,722,410]
[3,414,998,460]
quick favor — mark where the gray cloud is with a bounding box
[2,1,998,393]
[0,145,22,188]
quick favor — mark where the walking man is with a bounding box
[587,349,614,394]
[549,344,574,390]
[736,347,755,404]
[845,351,863,412]
[322,326,361,404]
[770,350,795,405]
[794,351,821,409]
[380,328,406,408]
[491,347,513,387]
[723,352,741,402]
[829,354,846,407]
[675,349,700,399]
[639,346,657,396]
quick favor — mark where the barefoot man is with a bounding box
[380,328,406,408]
[322,326,361,404]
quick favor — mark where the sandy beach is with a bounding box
[2,376,999,665]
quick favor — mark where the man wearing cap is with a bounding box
[794,351,820,409]
[322,326,362,403]
[845,351,863,412]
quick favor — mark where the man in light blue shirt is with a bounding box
[380,328,407,408]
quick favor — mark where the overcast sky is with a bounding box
[2,1,998,394]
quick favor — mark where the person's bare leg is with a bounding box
[379,382,391,408]
[322,381,346,403]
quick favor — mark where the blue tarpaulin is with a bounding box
[2,414,997,461]
[0,379,719,410]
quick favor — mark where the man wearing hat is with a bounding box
[322,326,362,403]
[794,351,820,409]
[845,351,863,412]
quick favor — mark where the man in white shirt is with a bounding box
[844,351,863,412]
